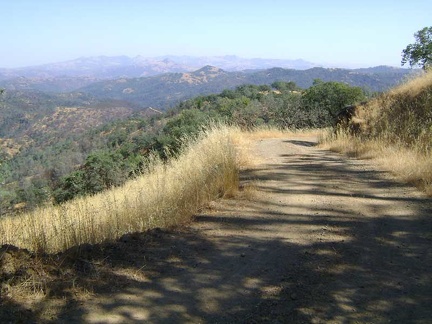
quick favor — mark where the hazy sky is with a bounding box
[1,0,431,68]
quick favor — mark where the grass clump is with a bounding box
[0,126,239,253]
[322,71,432,194]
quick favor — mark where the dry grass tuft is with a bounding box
[238,181,260,201]
[0,126,239,253]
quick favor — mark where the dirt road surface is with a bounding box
[18,136,432,323]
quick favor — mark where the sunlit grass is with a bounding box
[0,126,239,253]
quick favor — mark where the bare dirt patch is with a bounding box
[1,135,431,323]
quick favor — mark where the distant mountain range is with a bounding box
[0,55,317,92]
[0,54,415,111]
[153,55,317,71]
[0,55,318,80]
[0,55,413,97]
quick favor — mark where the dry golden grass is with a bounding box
[389,69,432,97]
[238,181,260,201]
[0,126,239,253]
[322,132,432,195]
[321,70,432,195]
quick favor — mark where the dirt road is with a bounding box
[32,136,432,322]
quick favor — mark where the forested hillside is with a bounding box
[0,90,146,157]
[0,76,100,93]
[0,80,365,214]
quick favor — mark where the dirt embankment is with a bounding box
[1,136,431,323]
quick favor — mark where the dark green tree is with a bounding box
[53,150,130,203]
[274,92,307,128]
[16,177,51,207]
[233,100,265,128]
[271,81,298,92]
[401,26,432,70]
[302,79,366,122]
[164,109,208,137]
[82,151,125,194]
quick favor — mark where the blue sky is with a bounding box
[1,0,431,68]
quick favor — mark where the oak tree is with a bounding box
[401,27,432,70]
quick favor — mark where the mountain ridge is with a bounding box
[0,55,411,94]
[0,55,319,78]
[74,65,413,108]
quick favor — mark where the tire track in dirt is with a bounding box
[54,136,432,323]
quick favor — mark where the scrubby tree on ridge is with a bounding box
[401,26,432,70]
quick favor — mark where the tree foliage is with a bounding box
[401,26,432,70]
[302,79,366,123]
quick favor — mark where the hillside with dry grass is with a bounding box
[322,70,432,195]
[0,126,239,253]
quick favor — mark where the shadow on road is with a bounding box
[284,140,317,147]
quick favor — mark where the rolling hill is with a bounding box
[75,65,413,109]
[0,54,412,98]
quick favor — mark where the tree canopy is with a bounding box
[401,26,432,70]
[302,79,366,119]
